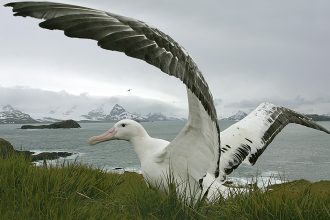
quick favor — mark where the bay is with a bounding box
[1,121,329,182]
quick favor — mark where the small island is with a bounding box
[21,119,81,129]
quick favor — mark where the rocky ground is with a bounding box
[0,138,73,161]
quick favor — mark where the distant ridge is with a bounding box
[0,105,38,124]
[83,104,183,122]
[80,105,107,121]
[221,110,330,122]
[222,111,248,121]
[0,104,183,124]
[104,104,148,122]
[2,104,329,124]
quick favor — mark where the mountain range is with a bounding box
[0,105,38,124]
[0,104,184,124]
[220,110,330,121]
[221,110,248,121]
[1,104,329,124]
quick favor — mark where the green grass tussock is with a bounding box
[0,155,329,219]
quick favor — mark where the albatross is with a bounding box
[5,1,330,199]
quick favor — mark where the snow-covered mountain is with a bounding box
[146,113,181,121]
[105,104,148,122]
[81,105,107,121]
[81,104,183,122]
[222,110,248,121]
[0,104,184,123]
[0,105,38,124]
[36,105,88,122]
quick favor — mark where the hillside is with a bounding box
[222,111,248,121]
[0,105,38,124]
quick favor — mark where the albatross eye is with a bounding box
[121,124,126,127]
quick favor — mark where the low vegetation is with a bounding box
[0,155,329,219]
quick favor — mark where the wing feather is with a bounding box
[218,102,330,181]
[160,89,220,184]
[5,1,218,122]
[5,2,222,179]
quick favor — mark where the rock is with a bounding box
[0,138,15,157]
[21,125,47,129]
[16,151,73,161]
[0,138,73,161]
[21,119,81,129]
[30,152,73,161]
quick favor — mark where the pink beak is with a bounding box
[89,127,116,145]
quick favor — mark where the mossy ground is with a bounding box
[0,155,329,219]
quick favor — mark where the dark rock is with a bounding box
[0,138,73,161]
[0,138,15,157]
[21,119,81,129]
[16,150,34,158]
[16,151,73,161]
[21,125,48,129]
[30,152,73,161]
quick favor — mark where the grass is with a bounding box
[0,155,329,220]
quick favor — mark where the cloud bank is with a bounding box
[1,0,329,117]
[0,86,186,119]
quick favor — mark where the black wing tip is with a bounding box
[4,1,24,7]
[4,2,23,16]
[4,2,15,7]
[4,1,219,128]
[323,128,330,135]
[258,102,330,135]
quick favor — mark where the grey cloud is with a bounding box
[214,98,223,106]
[0,86,185,117]
[1,0,330,117]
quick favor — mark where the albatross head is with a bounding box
[88,119,149,145]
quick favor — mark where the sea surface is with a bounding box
[1,121,329,184]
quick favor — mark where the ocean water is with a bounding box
[1,121,329,183]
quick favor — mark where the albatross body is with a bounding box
[88,118,218,197]
[88,119,170,187]
[88,102,330,199]
[5,2,330,200]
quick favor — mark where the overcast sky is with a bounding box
[1,0,330,117]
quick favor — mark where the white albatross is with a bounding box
[5,1,330,200]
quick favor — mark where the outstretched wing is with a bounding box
[158,89,220,186]
[5,2,222,178]
[218,102,330,181]
[5,1,217,121]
